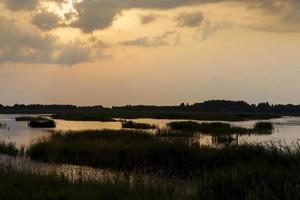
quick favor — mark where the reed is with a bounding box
[27,130,300,179]
[122,121,157,129]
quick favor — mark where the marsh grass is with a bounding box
[198,164,300,200]
[167,121,251,136]
[15,116,46,121]
[28,119,56,128]
[0,162,298,200]
[155,129,195,137]
[0,142,18,156]
[27,129,300,179]
[253,122,274,134]
[0,167,187,200]
[0,122,8,130]
[122,121,157,129]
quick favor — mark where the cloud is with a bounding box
[0,17,55,63]
[1,0,71,11]
[68,0,300,32]
[56,43,91,65]
[69,0,205,32]
[4,0,300,33]
[120,31,180,47]
[70,1,122,33]
[176,12,204,27]
[140,14,161,24]
[32,11,60,31]
[0,17,94,65]
[2,0,39,11]
[120,37,148,46]
[201,20,233,40]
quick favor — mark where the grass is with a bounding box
[155,129,194,137]
[0,168,187,200]
[15,116,46,121]
[0,163,298,200]
[0,123,8,130]
[167,121,275,136]
[122,121,157,129]
[28,119,56,128]
[253,122,274,134]
[167,121,251,136]
[0,141,18,156]
[27,129,300,179]
[198,164,300,200]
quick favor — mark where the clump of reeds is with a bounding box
[0,141,18,156]
[253,122,274,134]
[121,121,157,129]
[28,120,56,128]
[15,116,45,122]
[167,121,251,136]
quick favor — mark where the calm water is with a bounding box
[0,114,299,147]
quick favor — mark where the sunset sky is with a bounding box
[0,0,300,106]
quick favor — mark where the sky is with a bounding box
[0,0,300,106]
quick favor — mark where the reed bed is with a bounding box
[0,167,186,200]
[122,121,157,129]
[0,142,18,156]
[27,130,300,179]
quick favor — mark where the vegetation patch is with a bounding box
[253,122,274,134]
[0,168,184,200]
[167,121,251,136]
[122,121,157,129]
[27,129,300,179]
[0,123,8,130]
[15,116,46,121]
[28,119,56,128]
[0,142,18,156]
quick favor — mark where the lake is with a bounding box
[0,114,299,147]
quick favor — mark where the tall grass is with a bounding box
[0,142,18,156]
[27,130,300,179]
[122,121,157,129]
[0,168,187,200]
[0,163,298,200]
[0,123,8,130]
[167,121,251,136]
[15,116,46,121]
[198,164,300,200]
[167,121,275,136]
[253,122,274,134]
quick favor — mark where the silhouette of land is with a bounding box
[2,100,300,121]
